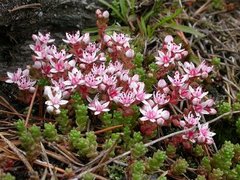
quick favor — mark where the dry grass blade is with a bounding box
[25,85,38,126]
[0,96,24,120]
[0,132,35,173]
[40,142,55,177]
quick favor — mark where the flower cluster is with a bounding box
[139,35,216,145]
[5,9,216,145]
[6,68,36,92]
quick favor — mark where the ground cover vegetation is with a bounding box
[0,0,240,179]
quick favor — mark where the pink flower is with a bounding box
[50,46,72,61]
[112,32,130,45]
[189,86,208,100]
[107,85,123,101]
[103,74,117,86]
[182,62,201,77]
[197,123,216,144]
[45,87,68,114]
[182,130,196,143]
[32,32,55,44]
[84,73,102,89]
[193,99,216,115]
[91,63,106,76]
[155,50,174,67]
[34,46,52,60]
[67,68,84,87]
[180,112,200,127]
[79,51,98,64]
[63,31,81,44]
[199,61,213,78]
[86,43,99,53]
[140,102,170,124]
[117,91,136,107]
[168,71,188,87]
[50,59,67,73]
[6,68,36,92]
[51,77,71,94]
[87,95,110,115]
[133,82,152,102]
[63,32,90,45]
[107,61,123,75]
[17,76,36,91]
[179,85,191,99]
[153,91,170,105]
[6,68,29,83]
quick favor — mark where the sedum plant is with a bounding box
[56,109,71,134]
[69,130,98,158]
[146,150,167,172]
[43,122,59,141]
[131,160,146,180]
[171,158,189,176]
[15,120,41,161]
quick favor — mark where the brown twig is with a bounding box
[0,132,35,173]
[0,96,24,120]
[8,3,42,13]
[25,85,38,126]
[94,124,124,135]
[0,110,54,122]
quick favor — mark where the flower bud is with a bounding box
[29,87,36,93]
[158,79,167,88]
[104,34,111,42]
[96,9,102,16]
[164,35,173,43]
[47,106,54,113]
[82,33,90,44]
[102,11,109,19]
[125,49,135,58]
[33,61,42,69]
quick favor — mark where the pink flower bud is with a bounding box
[96,9,102,16]
[29,87,36,93]
[104,34,111,42]
[33,61,42,69]
[125,49,135,58]
[164,35,174,43]
[82,33,90,44]
[55,109,61,114]
[79,63,86,69]
[108,48,113,53]
[162,110,170,120]
[157,118,165,125]
[47,106,54,113]
[102,11,109,19]
[157,79,167,88]
[201,72,208,79]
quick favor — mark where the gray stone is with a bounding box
[0,0,107,75]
